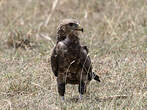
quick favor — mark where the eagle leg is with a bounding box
[78,81,86,99]
[57,82,65,100]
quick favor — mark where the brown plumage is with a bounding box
[51,19,100,100]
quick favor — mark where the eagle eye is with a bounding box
[69,23,76,27]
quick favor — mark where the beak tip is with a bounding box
[81,28,84,32]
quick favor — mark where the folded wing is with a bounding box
[51,46,59,77]
[80,46,100,82]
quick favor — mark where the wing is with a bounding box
[81,46,91,72]
[80,46,92,80]
[51,46,59,77]
[80,46,100,82]
[82,45,89,53]
[51,42,67,77]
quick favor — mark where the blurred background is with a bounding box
[0,0,146,110]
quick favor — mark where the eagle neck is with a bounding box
[65,35,80,45]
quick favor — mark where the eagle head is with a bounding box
[57,19,83,38]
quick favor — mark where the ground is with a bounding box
[0,0,147,110]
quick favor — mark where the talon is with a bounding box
[79,94,82,100]
[61,96,64,101]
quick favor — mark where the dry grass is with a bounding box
[0,0,147,110]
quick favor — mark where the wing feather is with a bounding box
[80,46,100,82]
[51,47,59,77]
[51,42,67,77]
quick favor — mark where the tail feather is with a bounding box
[92,72,100,82]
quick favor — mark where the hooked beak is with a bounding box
[75,25,84,32]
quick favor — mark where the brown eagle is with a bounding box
[51,19,100,100]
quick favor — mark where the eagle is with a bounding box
[51,19,100,100]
